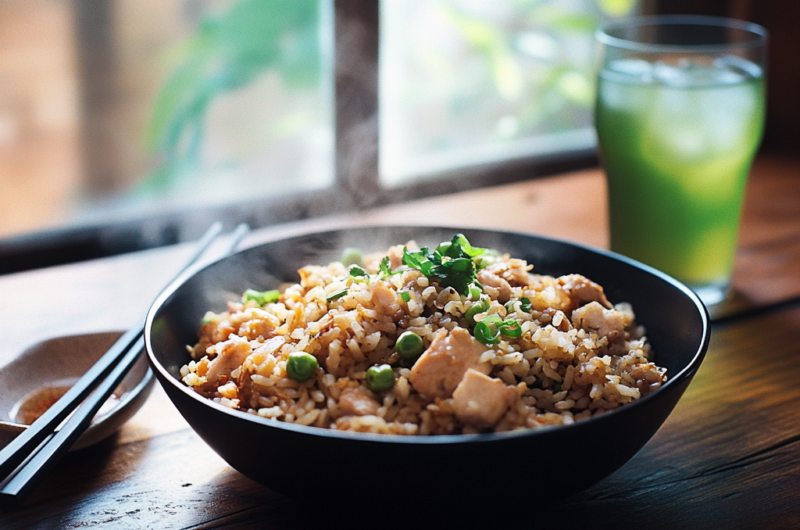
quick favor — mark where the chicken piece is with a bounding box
[502,259,534,287]
[205,337,251,383]
[527,284,573,313]
[571,301,629,337]
[452,369,518,429]
[339,387,380,416]
[477,270,513,303]
[558,274,612,310]
[409,328,492,399]
[371,282,400,316]
[386,244,406,269]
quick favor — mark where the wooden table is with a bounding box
[1,154,799,529]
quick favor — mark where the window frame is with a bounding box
[0,0,597,274]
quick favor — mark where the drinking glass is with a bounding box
[594,16,767,306]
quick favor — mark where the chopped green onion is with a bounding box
[474,320,501,345]
[475,248,500,270]
[242,289,280,306]
[469,285,482,300]
[465,298,490,325]
[520,297,532,313]
[553,382,563,393]
[400,292,411,303]
[481,314,502,326]
[326,289,348,302]
[498,320,522,338]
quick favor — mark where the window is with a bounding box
[0,0,638,273]
[380,0,636,185]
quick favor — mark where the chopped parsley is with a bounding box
[378,256,402,279]
[402,234,488,295]
[349,265,368,278]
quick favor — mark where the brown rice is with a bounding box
[180,238,666,435]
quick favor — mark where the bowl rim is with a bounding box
[145,224,710,445]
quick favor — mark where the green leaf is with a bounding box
[402,235,489,295]
[402,248,435,277]
[349,265,367,278]
[379,256,402,279]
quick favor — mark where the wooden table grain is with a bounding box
[1,153,799,529]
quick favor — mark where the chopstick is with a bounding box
[0,222,249,503]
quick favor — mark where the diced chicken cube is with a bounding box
[452,369,518,429]
[409,328,492,399]
[571,301,629,337]
[372,283,400,316]
[558,274,612,309]
[206,337,251,382]
[477,270,513,303]
[339,387,380,416]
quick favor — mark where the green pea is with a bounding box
[395,331,424,361]
[366,364,396,392]
[465,298,490,325]
[286,352,318,382]
[341,248,364,267]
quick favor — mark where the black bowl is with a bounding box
[145,226,709,506]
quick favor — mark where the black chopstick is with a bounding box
[0,222,251,503]
[0,338,146,499]
[0,222,223,487]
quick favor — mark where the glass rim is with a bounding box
[596,15,768,54]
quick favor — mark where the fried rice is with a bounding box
[180,236,667,435]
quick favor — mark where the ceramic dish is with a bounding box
[0,332,155,451]
[145,226,710,505]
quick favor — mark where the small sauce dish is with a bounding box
[0,332,154,451]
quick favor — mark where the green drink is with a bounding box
[595,17,767,305]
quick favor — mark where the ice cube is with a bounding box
[652,61,691,86]
[607,59,653,83]
[714,55,762,81]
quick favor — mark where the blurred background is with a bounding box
[0,0,796,272]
